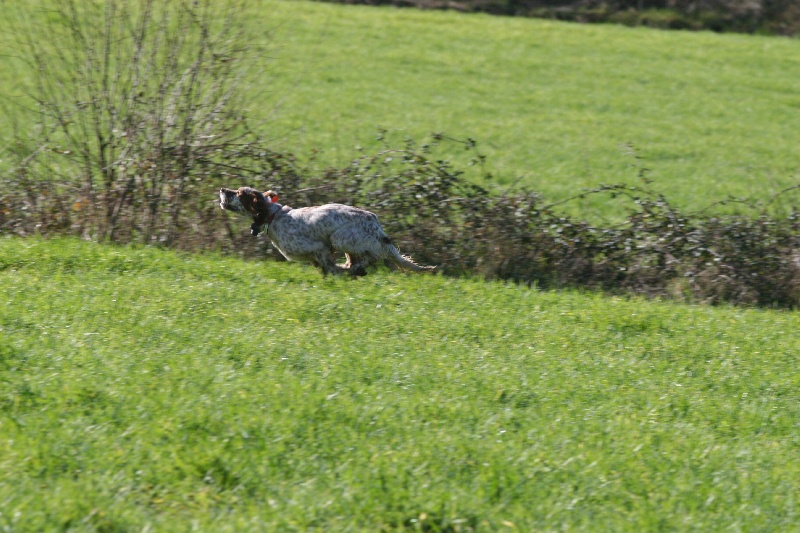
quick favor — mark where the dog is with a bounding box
[219,187,436,276]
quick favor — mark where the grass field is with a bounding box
[2,237,799,530]
[3,1,800,217]
[2,5,800,528]
[262,0,800,214]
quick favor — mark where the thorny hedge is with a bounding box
[3,131,800,308]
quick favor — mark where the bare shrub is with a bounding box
[0,0,293,250]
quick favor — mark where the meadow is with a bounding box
[2,0,800,217]
[2,237,800,530]
[2,2,800,529]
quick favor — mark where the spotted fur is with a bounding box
[219,187,436,276]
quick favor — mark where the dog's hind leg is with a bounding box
[329,228,381,276]
[345,254,374,277]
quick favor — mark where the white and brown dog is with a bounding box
[219,187,435,276]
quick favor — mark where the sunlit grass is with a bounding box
[257,1,800,214]
[2,237,799,530]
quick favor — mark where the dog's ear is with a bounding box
[237,187,256,201]
[263,190,279,203]
[235,188,263,212]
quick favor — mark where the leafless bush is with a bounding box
[0,0,294,249]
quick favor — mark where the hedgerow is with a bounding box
[4,127,799,308]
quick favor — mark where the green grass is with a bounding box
[3,1,800,217]
[241,0,800,212]
[2,237,799,530]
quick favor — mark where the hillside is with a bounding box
[2,0,800,217]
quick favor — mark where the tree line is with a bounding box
[322,0,800,36]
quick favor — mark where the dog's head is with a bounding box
[219,187,279,236]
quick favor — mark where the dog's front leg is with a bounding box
[314,250,345,276]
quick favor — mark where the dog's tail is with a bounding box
[383,237,436,273]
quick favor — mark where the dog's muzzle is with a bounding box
[219,189,243,213]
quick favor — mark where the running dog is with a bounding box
[219,187,436,276]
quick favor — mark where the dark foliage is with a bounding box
[318,0,800,36]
